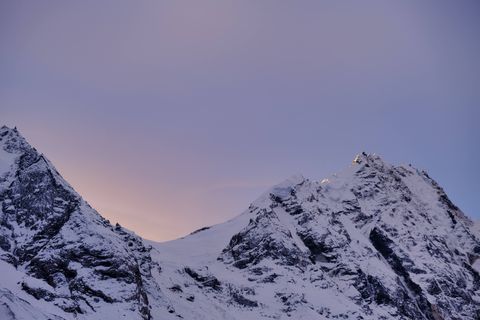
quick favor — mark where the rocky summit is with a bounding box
[0,126,479,320]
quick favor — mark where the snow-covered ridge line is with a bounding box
[1,125,479,320]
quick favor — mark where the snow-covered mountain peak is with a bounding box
[0,126,30,154]
[0,127,168,320]
[352,151,383,164]
[352,151,368,164]
[0,126,36,190]
[0,125,15,135]
[1,126,479,320]
[183,152,480,319]
[351,152,391,174]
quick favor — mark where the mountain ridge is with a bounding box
[0,125,479,320]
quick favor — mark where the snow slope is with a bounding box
[1,126,479,319]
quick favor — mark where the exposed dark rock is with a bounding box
[298,232,335,263]
[369,227,435,320]
[184,267,221,291]
[190,226,211,235]
[354,271,392,305]
[21,282,56,302]
[261,273,280,283]
[169,284,183,293]
[220,208,310,270]
[231,292,258,308]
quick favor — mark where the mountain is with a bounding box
[0,125,479,320]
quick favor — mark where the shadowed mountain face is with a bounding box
[0,125,479,320]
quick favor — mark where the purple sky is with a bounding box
[1,1,479,241]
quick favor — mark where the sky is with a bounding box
[1,1,479,241]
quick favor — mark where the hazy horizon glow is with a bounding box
[1,1,479,241]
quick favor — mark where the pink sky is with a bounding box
[1,1,479,241]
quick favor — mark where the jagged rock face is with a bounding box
[218,153,480,319]
[0,127,164,319]
[219,207,311,269]
[1,127,479,320]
